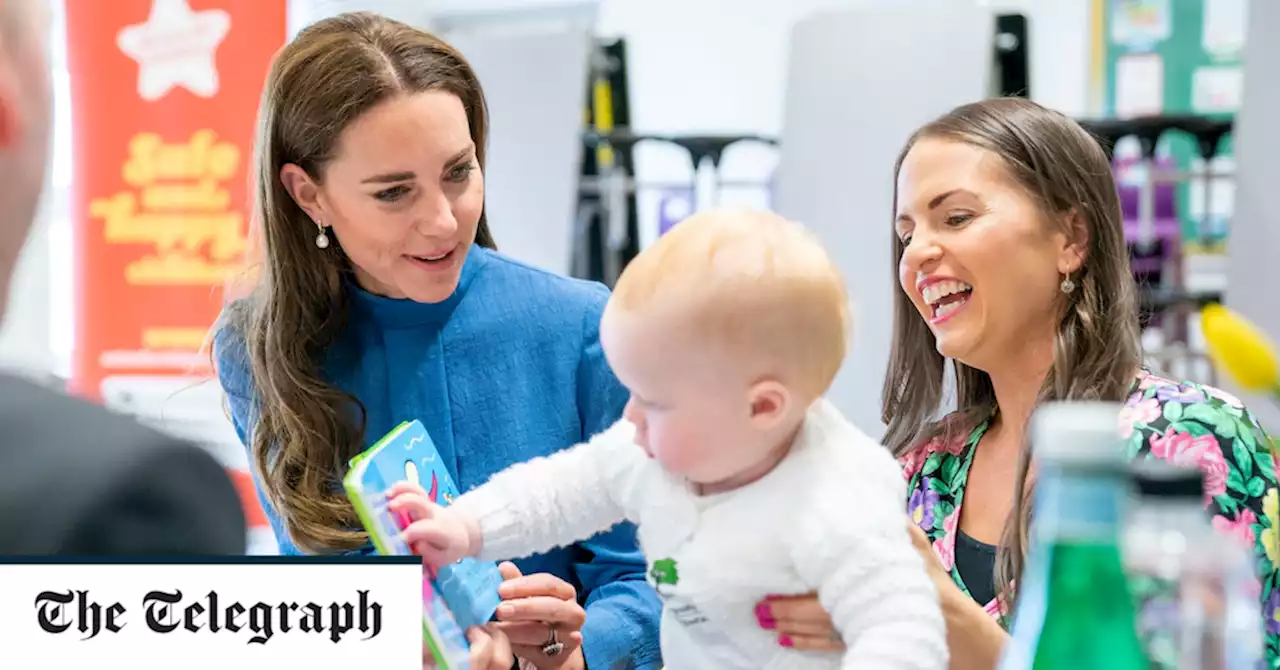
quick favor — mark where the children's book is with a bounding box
[344,420,505,670]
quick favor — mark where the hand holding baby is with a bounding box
[386,480,483,567]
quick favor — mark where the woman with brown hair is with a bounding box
[213,12,660,670]
[753,98,1279,668]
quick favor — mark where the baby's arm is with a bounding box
[450,418,645,563]
[791,469,948,669]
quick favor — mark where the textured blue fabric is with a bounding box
[214,246,662,669]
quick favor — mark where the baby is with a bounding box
[389,209,947,669]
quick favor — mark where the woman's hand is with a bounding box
[754,593,844,652]
[492,562,587,670]
[755,521,1009,669]
[423,624,513,669]
[907,523,1008,670]
[908,522,968,606]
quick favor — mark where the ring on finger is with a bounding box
[541,623,564,657]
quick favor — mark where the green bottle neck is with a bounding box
[1034,467,1136,607]
[1034,466,1128,546]
[1005,464,1148,669]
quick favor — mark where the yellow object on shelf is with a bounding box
[1200,304,1280,394]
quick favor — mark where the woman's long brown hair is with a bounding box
[880,98,1143,608]
[222,13,496,553]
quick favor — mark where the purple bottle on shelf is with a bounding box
[1114,155,1180,286]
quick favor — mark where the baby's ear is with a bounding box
[748,380,792,429]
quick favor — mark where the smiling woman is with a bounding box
[891,135,1087,372]
[883,99,1278,669]
[279,90,484,303]
[212,12,661,670]
[755,98,1279,670]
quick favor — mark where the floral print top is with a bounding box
[900,370,1280,668]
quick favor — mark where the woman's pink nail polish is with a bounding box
[754,603,776,629]
[779,635,794,648]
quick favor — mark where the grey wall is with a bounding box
[1226,0,1280,431]
[446,28,593,275]
[774,3,993,437]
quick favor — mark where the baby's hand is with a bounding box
[386,481,481,568]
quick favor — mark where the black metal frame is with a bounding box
[1078,115,1233,162]
[574,131,778,287]
[574,39,640,285]
[1073,112,1233,386]
[994,13,1030,98]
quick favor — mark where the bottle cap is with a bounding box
[1129,460,1204,499]
[1030,401,1126,465]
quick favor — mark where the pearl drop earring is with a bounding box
[315,220,330,249]
[1059,273,1076,293]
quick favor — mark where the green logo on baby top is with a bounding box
[649,558,679,588]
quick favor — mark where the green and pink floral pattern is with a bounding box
[900,370,1280,667]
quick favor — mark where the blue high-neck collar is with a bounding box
[347,246,489,328]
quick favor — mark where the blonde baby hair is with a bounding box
[610,207,851,399]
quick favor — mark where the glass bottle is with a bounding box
[1124,460,1264,670]
[1000,401,1149,670]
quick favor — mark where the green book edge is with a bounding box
[343,420,455,670]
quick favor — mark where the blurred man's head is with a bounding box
[0,0,51,317]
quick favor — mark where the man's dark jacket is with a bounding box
[0,373,246,555]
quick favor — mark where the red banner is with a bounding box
[64,0,284,402]
[64,0,285,536]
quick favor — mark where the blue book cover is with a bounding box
[344,420,505,669]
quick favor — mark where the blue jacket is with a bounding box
[214,246,662,669]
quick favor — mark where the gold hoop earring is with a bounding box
[1059,273,1076,293]
[315,220,330,249]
